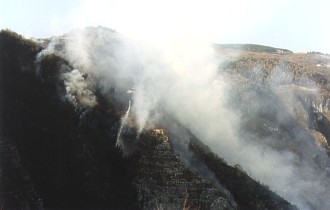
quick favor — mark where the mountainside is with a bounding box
[1,27,330,209]
[215,44,293,54]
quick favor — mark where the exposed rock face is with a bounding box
[222,50,330,160]
[135,130,236,210]
[220,50,330,209]
[189,142,296,210]
[3,28,330,209]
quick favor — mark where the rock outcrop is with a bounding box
[135,129,237,209]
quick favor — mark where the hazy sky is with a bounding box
[0,0,329,53]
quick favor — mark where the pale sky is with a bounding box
[0,0,329,53]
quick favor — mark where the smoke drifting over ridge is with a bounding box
[31,0,330,204]
[46,26,330,210]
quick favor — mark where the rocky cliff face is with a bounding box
[220,50,330,209]
[1,28,329,209]
[222,49,330,160]
[135,129,236,210]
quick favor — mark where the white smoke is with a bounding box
[116,100,131,147]
[60,27,330,209]
[35,37,60,62]
[50,2,330,209]
[63,69,98,108]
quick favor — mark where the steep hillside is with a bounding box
[2,27,330,209]
[220,49,330,150]
[215,44,293,54]
[0,30,140,209]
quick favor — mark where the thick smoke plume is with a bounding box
[56,27,330,209]
[63,69,98,108]
[36,9,330,207]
